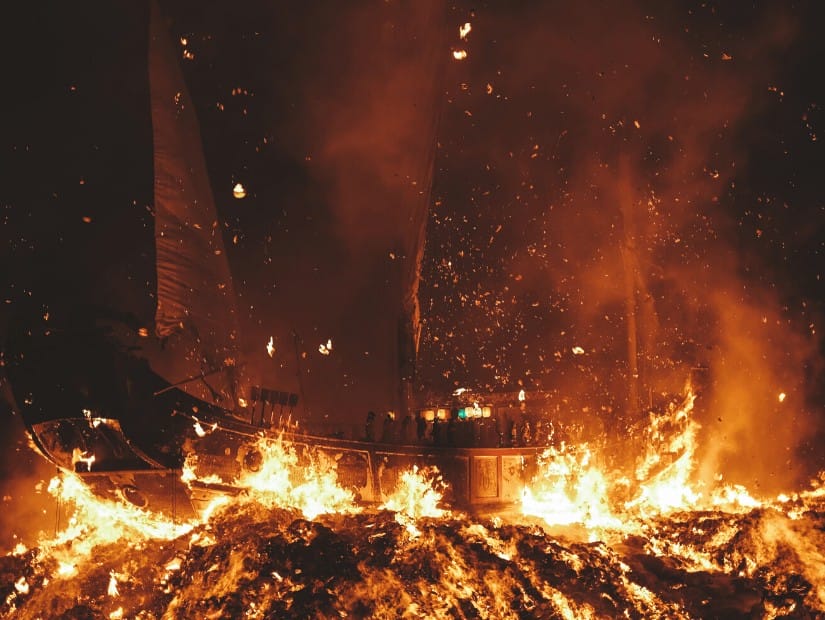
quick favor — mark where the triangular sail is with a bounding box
[148,0,243,406]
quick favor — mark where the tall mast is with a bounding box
[618,163,659,417]
[396,0,449,418]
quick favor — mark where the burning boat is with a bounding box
[2,0,557,519]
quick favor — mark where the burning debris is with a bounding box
[2,483,824,618]
[3,393,825,618]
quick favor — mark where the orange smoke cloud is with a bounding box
[417,1,822,484]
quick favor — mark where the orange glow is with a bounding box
[30,473,195,583]
[184,436,360,520]
[380,466,448,536]
[521,384,782,538]
[522,443,622,533]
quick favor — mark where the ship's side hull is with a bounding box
[25,410,545,518]
[182,413,543,513]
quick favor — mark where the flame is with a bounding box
[452,49,468,61]
[522,444,623,534]
[626,389,702,515]
[239,438,359,519]
[319,338,333,355]
[459,22,472,39]
[12,417,825,617]
[14,577,29,595]
[183,436,360,521]
[380,466,449,536]
[32,473,195,583]
[71,447,96,471]
[184,439,453,535]
[192,418,217,438]
[522,384,771,537]
[266,335,275,357]
[107,571,119,597]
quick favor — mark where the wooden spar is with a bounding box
[620,241,641,414]
[618,161,660,415]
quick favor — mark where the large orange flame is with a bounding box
[380,466,449,536]
[522,384,768,537]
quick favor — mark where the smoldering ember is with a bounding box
[1,1,823,619]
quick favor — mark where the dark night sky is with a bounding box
[1,0,823,535]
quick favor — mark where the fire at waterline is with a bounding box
[1,0,823,618]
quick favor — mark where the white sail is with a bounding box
[147,0,243,407]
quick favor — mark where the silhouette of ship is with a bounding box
[4,1,554,518]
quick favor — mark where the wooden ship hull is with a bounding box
[24,405,545,519]
[5,1,550,522]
